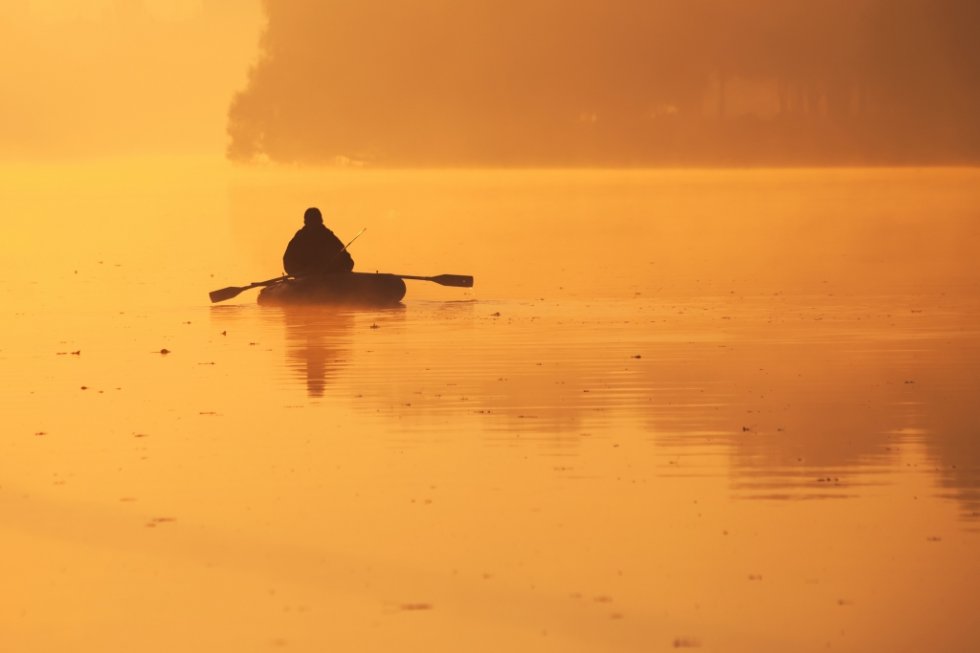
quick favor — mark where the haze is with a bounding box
[6,1,978,166]
[4,4,980,652]
[228,0,980,166]
[0,1,260,160]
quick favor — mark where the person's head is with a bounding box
[303,207,323,226]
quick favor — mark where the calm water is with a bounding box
[2,162,979,652]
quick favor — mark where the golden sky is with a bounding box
[226,0,980,165]
[5,1,979,164]
[0,1,261,159]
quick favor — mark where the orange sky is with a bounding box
[0,1,262,160]
[5,1,979,165]
[226,0,980,165]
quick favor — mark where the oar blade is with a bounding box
[430,274,473,288]
[209,286,245,303]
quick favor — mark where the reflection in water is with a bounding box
[275,306,356,397]
[909,340,980,522]
[265,303,408,399]
[251,295,980,518]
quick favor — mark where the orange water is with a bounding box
[2,161,979,652]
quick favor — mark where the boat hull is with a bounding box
[257,273,407,306]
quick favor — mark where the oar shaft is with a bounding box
[209,275,289,303]
[394,274,474,287]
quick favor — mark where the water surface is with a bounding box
[2,162,979,652]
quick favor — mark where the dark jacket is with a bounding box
[283,224,355,276]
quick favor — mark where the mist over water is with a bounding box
[2,161,979,652]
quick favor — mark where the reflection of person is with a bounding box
[279,307,355,398]
[283,207,355,276]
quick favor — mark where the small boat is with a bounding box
[257,272,407,306]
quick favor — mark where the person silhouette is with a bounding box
[283,207,355,276]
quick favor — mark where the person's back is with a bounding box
[283,207,355,276]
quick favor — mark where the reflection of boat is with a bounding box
[257,272,406,306]
[278,307,356,398]
[272,306,406,398]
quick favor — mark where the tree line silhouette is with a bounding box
[227,0,980,165]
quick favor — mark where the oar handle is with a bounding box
[248,275,289,288]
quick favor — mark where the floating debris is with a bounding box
[158,348,171,355]
[399,603,433,611]
[673,638,701,648]
[145,517,176,528]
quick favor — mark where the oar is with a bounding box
[209,275,289,303]
[395,274,474,288]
